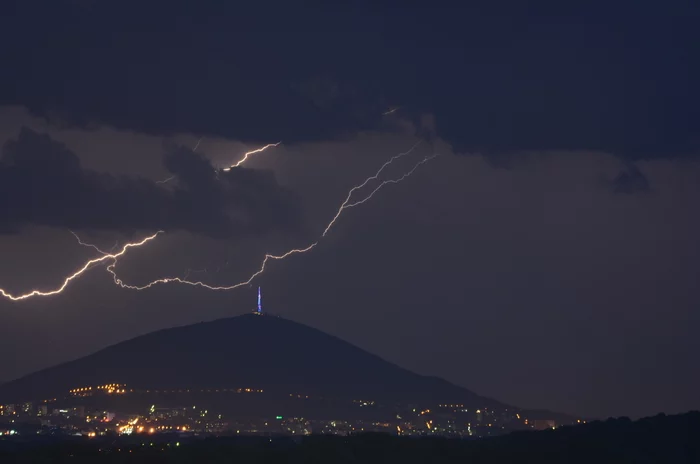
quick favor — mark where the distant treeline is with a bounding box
[1,411,698,463]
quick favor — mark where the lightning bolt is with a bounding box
[0,232,163,301]
[70,231,111,255]
[106,144,435,292]
[156,175,175,185]
[192,136,204,152]
[71,234,121,256]
[322,141,421,237]
[106,243,317,291]
[159,141,281,183]
[1,143,436,301]
[222,142,281,171]
[342,154,438,210]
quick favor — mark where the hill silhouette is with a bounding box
[0,314,502,408]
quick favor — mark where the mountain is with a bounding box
[0,314,503,409]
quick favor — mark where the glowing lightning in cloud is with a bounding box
[156,175,175,185]
[222,142,281,171]
[0,232,163,301]
[106,144,435,292]
[158,139,281,183]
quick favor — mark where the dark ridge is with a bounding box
[0,314,502,408]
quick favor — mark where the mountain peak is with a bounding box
[0,313,500,409]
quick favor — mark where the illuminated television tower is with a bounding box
[257,286,262,315]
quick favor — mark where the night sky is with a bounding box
[0,1,699,419]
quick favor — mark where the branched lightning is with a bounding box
[106,143,435,292]
[0,232,163,301]
[71,233,120,256]
[1,142,437,301]
[342,154,438,210]
[70,231,111,255]
[106,243,317,291]
[222,142,281,171]
[321,141,421,237]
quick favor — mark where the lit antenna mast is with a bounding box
[257,286,262,315]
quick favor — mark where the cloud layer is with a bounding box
[0,3,697,159]
[0,128,301,236]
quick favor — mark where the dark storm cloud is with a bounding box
[611,163,651,194]
[1,2,697,159]
[0,128,301,237]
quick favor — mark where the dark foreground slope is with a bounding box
[0,314,499,407]
[2,412,698,463]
